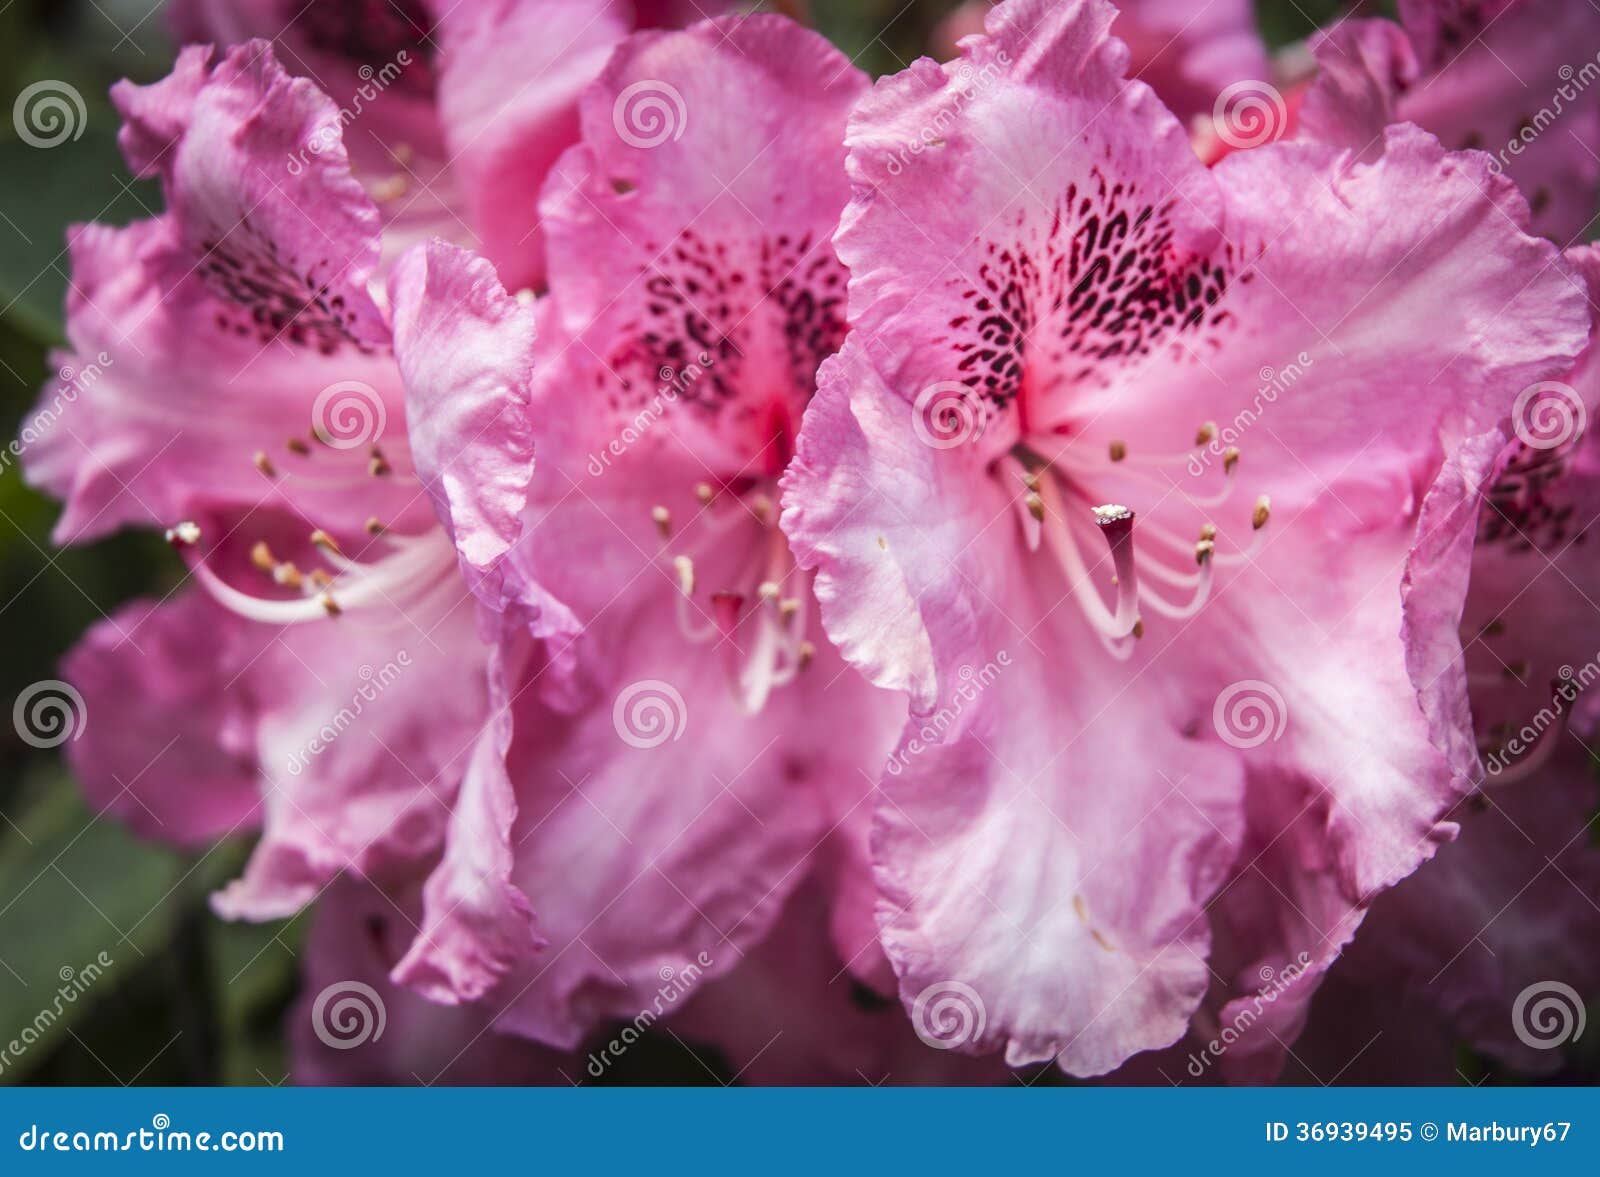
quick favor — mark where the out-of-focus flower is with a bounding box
[1298,0,1600,241]
[781,0,1590,1078]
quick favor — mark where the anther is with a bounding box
[757,580,781,605]
[779,598,800,620]
[751,494,774,525]
[286,437,311,456]
[797,640,816,671]
[651,505,672,537]
[310,529,342,556]
[1108,440,1127,462]
[1199,523,1217,541]
[309,569,333,589]
[165,520,201,547]
[371,174,408,202]
[1025,492,1045,522]
[1222,447,1240,475]
[695,482,715,505]
[250,541,276,573]
[253,451,277,477]
[364,517,385,536]
[273,562,304,590]
[318,591,342,617]
[368,446,391,476]
[1195,422,1217,446]
[1252,495,1271,530]
[1195,539,1215,566]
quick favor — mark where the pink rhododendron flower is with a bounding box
[1298,0,1600,241]
[171,0,725,288]
[781,0,1590,1077]
[27,40,534,921]
[385,14,908,1046]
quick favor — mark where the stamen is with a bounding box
[1252,495,1271,530]
[318,591,342,616]
[273,562,304,590]
[286,437,311,456]
[368,446,391,476]
[1195,422,1217,446]
[1223,447,1240,475]
[250,541,276,573]
[673,554,696,597]
[651,505,672,538]
[696,482,715,505]
[365,517,385,536]
[310,529,342,556]
[253,451,277,477]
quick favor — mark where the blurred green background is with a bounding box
[0,0,1361,1087]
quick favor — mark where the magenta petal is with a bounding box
[62,592,264,845]
[113,40,387,346]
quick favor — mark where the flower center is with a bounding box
[1001,425,1270,658]
[649,479,814,715]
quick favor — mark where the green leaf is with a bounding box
[0,127,155,346]
[0,773,187,1084]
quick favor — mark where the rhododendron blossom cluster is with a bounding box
[25,0,1600,1085]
